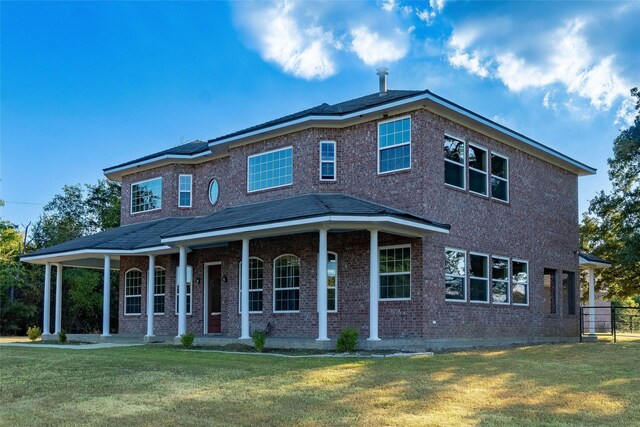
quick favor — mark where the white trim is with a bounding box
[153,266,166,315]
[124,268,143,315]
[130,177,163,215]
[578,257,611,268]
[246,146,293,193]
[379,244,411,301]
[319,140,337,182]
[208,179,220,205]
[511,258,529,306]
[327,251,338,313]
[377,116,412,175]
[178,174,193,208]
[238,257,264,314]
[203,261,222,335]
[175,265,193,316]
[491,255,510,305]
[104,151,211,175]
[469,252,490,303]
[273,253,301,313]
[444,247,467,303]
[468,143,489,197]
[490,152,509,203]
[444,135,466,190]
[21,245,175,263]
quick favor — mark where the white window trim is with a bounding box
[491,152,510,203]
[175,265,193,316]
[208,179,219,205]
[319,140,337,182]
[379,244,412,301]
[273,254,301,313]
[238,257,264,314]
[178,174,192,208]
[377,116,412,175]
[246,146,294,193]
[444,247,467,303]
[469,252,490,304]
[327,251,338,313]
[444,134,466,190]
[153,266,166,315]
[124,268,143,315]
[512,258,530,306]
[130,177,162,215]
[468,143,489,197]
[491,255,510,305]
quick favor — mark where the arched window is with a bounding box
[124,269,143,315]
[239,257,264,313]
[154,267,166,314]
[273,255,300,312]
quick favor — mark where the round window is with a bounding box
[208,179,219,205]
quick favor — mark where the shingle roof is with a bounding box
[579,250,611,265]
[104,140,209,172]
[162,193,449,238]
[23,217,195,258]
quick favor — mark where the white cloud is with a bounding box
[543,92,558,111]
[350,26,409,65]
[417,0,446,24]
[381,0,398,12]
[615,95,637,127]
[448,50,490,78]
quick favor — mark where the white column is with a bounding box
[177,246,188,337]
[54,265,63,334]
[368,229,380,341]
[102,256,111,337]
[146,255,156,337]
[588,266,596,335]
[43,262,52,335]
[317,229,329,341]
[240,239,250,339]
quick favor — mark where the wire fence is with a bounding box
[580,305,640,343]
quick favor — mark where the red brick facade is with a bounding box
[117,107,581,340]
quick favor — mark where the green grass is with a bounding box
[1,339,638,426]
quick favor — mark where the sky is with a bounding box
[1,0,639,230]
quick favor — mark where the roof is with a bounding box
[579,250,611,267]
[104,140,210,173]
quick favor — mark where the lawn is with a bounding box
[0,339,638,426]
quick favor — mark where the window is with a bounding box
[469,253,489,303]
[379,245,411,300]
[247,147,293,192]
[320,141,336,181]
[175,266,193,315]
[468,144,488,196]
[445,249,466,301]
[154,267,166,314]
[239,258,264,313]
[562,271,576,315]
[491,153,509,202]
[327,252,337,312]
[131,177,162,213]
[512,260,529,305]
[273,255,300,312]
[124,269,142,315]
[178,175,192,207]
[208,179,219,205]
[378,117,411,173]
[491,256,510,304]
[544,269,557,314]
[444,135,465,188]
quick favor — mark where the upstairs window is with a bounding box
[178,175,192,207]
[131,177,162,213]
[320,141,336,181]
[378,117,411,173]
[491,153,509,202]
[444,249,466,301]
[247,147,293,192]
[444,136,465,188]
[468,144,488,196]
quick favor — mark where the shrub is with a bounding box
[251,330,267,352]
[27,325,42,342]
[336,327,359,352]
[58,330,67,343]
[180,332,195,348]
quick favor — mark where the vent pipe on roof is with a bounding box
[377,67,388,94]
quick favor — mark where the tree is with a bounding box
[580,88,640,299]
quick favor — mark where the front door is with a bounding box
[208,264,222,334]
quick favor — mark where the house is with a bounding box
[22,70,596,348]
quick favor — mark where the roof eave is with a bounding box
[103,151,217,181]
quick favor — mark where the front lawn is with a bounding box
[1,340,638,426]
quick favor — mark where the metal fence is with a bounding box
[580,305,640,343]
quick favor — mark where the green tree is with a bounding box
[580,88,640,299]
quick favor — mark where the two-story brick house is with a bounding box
[23,71,595,348]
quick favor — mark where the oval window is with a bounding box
[208,179,219,205]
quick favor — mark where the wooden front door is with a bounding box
[208,264,222,334]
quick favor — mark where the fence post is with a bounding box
[613,306,617,343]
[579,306,583,342]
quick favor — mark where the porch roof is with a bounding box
[579,250,611,269]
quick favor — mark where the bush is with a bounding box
[336,327,359,352]
[58,330,67,343]
[27,325,42,342]
[251,330,267,352]
[180,332,195,348]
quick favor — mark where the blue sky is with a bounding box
[1,1,639,228]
